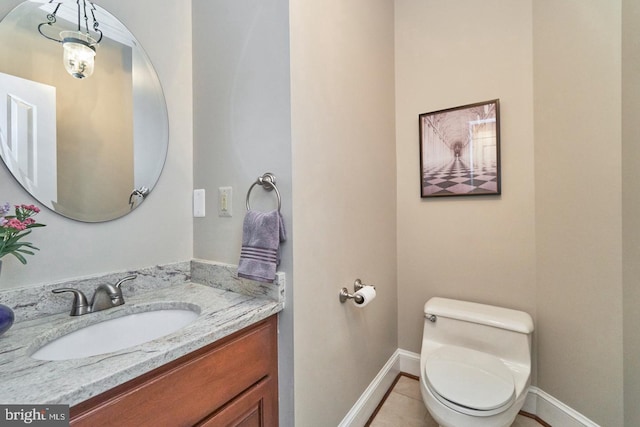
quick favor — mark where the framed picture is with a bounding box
[419,99,501,198]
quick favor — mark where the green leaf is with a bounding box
[12,251,27,264]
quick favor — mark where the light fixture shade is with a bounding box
[60,30,96,79]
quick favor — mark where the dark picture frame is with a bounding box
[419,99,501,198]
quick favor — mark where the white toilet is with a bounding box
[420,297,534,427]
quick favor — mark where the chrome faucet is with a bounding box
[52,275,136,316]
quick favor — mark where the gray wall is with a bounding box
[190,0,294,424]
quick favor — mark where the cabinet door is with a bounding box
[197,376,277,427]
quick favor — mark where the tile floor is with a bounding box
[367,375,543,427]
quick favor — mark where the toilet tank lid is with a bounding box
[424,297,534,334]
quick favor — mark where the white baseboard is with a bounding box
[337,349,403,427]
[523,386,601,427]
[339,349,601,427]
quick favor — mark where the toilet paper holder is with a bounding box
[339,279,375,303]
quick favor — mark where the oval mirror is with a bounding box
[0,0,168,222]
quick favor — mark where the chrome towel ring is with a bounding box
[246,172,281,212]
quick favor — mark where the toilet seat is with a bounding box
[424,346,516,417]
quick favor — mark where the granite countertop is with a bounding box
[0,280,283,406]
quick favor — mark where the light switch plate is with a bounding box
[193,189,205,217]
[218,187,232,217]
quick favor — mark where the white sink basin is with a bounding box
[31,308,199,361]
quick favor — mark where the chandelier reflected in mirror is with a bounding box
[37,0,103,79]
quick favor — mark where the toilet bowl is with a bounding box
[420,297,534,427]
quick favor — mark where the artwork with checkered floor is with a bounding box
[419,100,501,197]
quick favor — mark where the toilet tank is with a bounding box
[423,297,534,368]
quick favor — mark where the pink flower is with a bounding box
[22,204,40,213]
[0,201,45,264]
[5,218,26,231]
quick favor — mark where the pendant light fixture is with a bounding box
[38,0,103,80]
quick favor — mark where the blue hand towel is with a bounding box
[237,210,286,283]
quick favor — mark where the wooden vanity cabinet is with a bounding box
[70,315,278,427]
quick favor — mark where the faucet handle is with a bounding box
[115,275,136,290]
[52,288,90,316]
[110,275,136,306]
